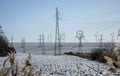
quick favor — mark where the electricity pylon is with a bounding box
[76,30,84,52]
[54,7,61,55]
[42,34,45,54]
[38,35,42,47]
[98,34,104,49]
[110,33,115,52]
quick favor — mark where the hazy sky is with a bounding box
[0,0,120,42]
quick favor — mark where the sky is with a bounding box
[0,0,120,42]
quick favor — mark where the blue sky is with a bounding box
[0,0,120,42]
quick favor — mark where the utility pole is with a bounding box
[76,30,84,52]
[54,7,61,55]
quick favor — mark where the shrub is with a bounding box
[0,35,16,56]
[64,52,74,55]
[64,52,91,60]
[64,48,111,63]
[91,48,110,62]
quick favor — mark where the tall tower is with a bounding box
[76,30,84,52]
[54,7,61,55]
[42,34,45,54]
[38,35,42,47]
[110,33,115,52]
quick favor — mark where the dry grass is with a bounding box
[104,56,117,73]
[104,44,120,73]
[0,52,42,76]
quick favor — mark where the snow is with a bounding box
[0,52,119,76]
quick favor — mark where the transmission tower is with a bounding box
[42,34,45,54]
[54,7,61,55]
[99,34,104,49]
[110,33,115,52]
[76,30,84,52]
[38,35,42,47]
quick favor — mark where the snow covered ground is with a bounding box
[0,52,119,76]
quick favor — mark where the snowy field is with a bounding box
[0,52,120,76]
[0,42,118,76]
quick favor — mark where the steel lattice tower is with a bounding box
[54,7,61,55]
[76,30,84,52]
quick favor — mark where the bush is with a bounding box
[64,52,74,55]
[64,52,91,60]
[0,35,16,56]
[91,48,110,62]
[64,48,111,63]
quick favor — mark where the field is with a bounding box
[0,42,119,76]
[0,52,118,76]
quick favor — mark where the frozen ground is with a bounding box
[0,52,119,76]
[1,42,117,75]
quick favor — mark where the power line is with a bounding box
[63,9,120,20]
[96,24,118,33]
